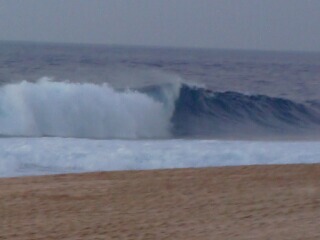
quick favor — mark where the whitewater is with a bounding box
[0,42,320,177]
[1,138,320,178]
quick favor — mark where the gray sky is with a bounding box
[0,0,320,51]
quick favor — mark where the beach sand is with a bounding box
[0,164,319,239]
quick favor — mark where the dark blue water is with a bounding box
[1,41,320,140]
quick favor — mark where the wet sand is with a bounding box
[1,164,320,240]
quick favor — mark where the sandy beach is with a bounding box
[1,164,319,240]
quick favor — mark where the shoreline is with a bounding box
[1,164,320,239]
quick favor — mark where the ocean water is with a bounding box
[0,41,320,177]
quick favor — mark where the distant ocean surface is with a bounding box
[0,41,320,177]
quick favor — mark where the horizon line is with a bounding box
[0,39,319,54]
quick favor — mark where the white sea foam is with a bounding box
[0,138,319,177]
[0,79,178,138]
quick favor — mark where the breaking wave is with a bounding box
[0,79,178,139]
[0,78,320,139]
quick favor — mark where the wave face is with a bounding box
[0,79,320,140]
[0,79,177,139]
[171,85,320,139]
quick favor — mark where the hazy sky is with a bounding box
[0,0,320,51]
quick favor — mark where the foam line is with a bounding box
[0,138,319,177]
